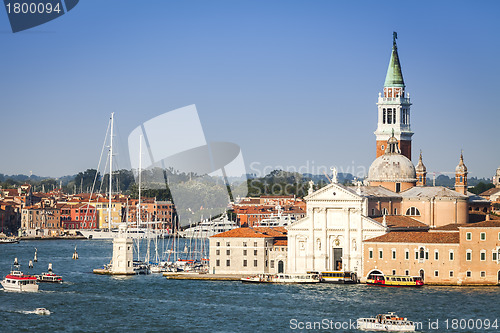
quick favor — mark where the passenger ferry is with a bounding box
[36,263,63,283]
[241,273,320,284]
[319,271,359,284]
[1,269,39,292]
[357,312,416,331]
[366,274,424,287]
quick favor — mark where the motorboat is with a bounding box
[36,263,63,283]
[1,269,39,292]
[241,273,320,284]
[34,308,51,315]
[366,274,424,287]
[0,237,19,244]
[357,312,416,331]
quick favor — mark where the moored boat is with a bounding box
[357,312,416,331]
[366,274,423,287]
[241,273,320,284]
[316,271,359,284]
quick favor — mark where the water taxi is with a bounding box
[34,308,51,315]
[1,270,39,292]
[366,274,424,287]
[241,273,320,284]
[319,271,359,284]
[357,312,416,331]
[36,263,63,283]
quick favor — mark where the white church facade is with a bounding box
[287,181,387,276]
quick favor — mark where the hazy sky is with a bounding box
[0,1,499,180]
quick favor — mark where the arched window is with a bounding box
[382,208,389,216]
[405,207,421,216]
[419,247,425,260]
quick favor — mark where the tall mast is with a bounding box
[108,112,114,231]
[138,135,142,229]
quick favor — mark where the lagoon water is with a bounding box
[1,239,499,332]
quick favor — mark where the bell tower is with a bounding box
[375,32,413,160]
[455,152,468,195]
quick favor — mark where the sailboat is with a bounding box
[79,114,152,240]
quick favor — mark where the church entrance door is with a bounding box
[333,248,343,271]
[278,260,284,273]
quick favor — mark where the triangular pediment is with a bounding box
[305,183,362,202]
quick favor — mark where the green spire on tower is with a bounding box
[384,31,405,88]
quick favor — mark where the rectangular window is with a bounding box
[254,260,258,267]
[254,250,258,256]
[466,271,471,277]
[383,109,386,124]
[216,242,220,247]
[243,260,247,267]
[493,252,497,261]
[480,232,486,240]
[449,271,454,277]
[466,252,472,261]
[415,251,419,260]
[226,242,230,247]
[392,269,396,275]
[435,251,439,260]
[481,271,486,278]
[369,249,373,259]
[405,250,409,260]
[379,250,383,259]
[216,259,220,267]
[226,250,230,255]
[434,270,439,277]
[254,242,257,247]
[226,260,230,267]
[425,251,429,260]
[387,109,392,124]
[466,232,472,241]
[449,251,454,261]
[243,250,247,256]
[243,242,247,247]
[392,250,396,260]
[480,252,486,261]
[215,250,220,255]
[405,270,409,276]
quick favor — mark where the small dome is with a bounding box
[368,154,417,183]
[455,153,467,173]
[415,151,426,173]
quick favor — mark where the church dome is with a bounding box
[368,131,417,183]
[368,153,417,183]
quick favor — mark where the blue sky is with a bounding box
[0,1,499,180]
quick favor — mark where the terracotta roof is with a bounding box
[273,239,288,246]
[364,231,459,244]
[480,188,500,196]
[431,223,468,231]
[372,215,428,229]
[459,221,500,228]
[211,227,287,238]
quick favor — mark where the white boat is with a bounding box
[1,269,39,292]
[241,273,320,284]
[36,263,63,283]
[357,313,416,332]
[178,214,238,238]
[0,237,19,244]
[253,208,297,228]
[34,308,51,315]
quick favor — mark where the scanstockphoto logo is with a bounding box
[128,105,248,226]
[3,0,79,33]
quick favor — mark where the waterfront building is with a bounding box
[21,204,62,237]
[363,218,500,285]
[209,227,287,275]
[233,196,306,227]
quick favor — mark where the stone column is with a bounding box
[344,208,351,271]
